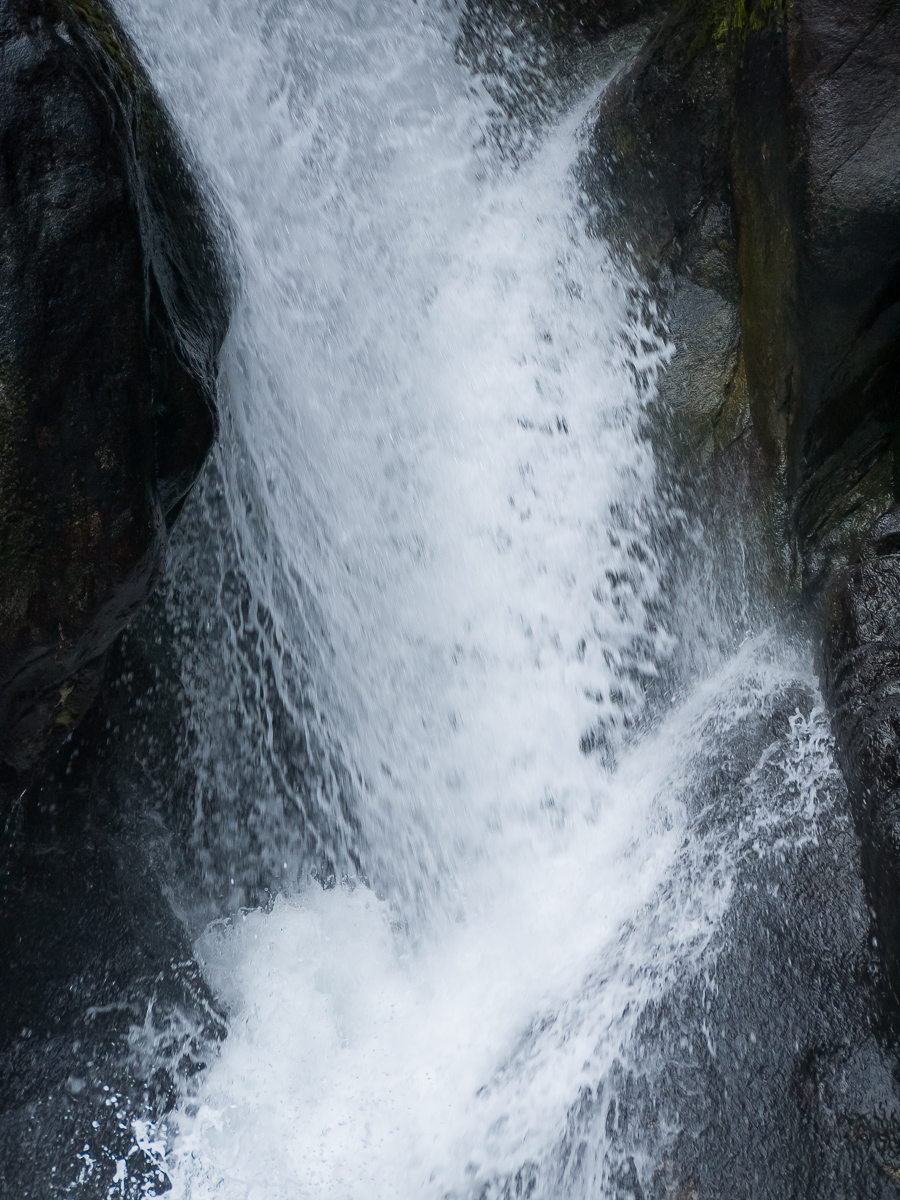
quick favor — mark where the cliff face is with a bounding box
[734,0,900,585]
[0,0,229,785]
[458,0,900,1032]
[0,4,229,1191]
[581,0,900,1007]
[584,0,900,558]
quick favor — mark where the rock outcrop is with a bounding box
[824,511,900,1007]
[0,0,229,785]
[580,0,900,1012]
[583,0,900,573]
[0,5,229,1190]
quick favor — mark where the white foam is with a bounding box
[151,633,836,1200]
[162,726,696,1199]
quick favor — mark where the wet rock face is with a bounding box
[0,0,229,783]
[737,0,900,581]
[823,510,900,1007]
[582,0,900,584]
[0,703,226,1198]
[460,0,661,49]
[580,0,900,1031]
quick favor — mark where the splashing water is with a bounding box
[100,0,837,1197]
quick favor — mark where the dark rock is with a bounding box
[0,2,229,1194]
[0,706,226,1198]
[581,0,900,586]
[734,0,900,583]
[579,0,900,1031]
[645,702,900,1200]
[582,2,734,285]
[461,0,662,45]
[823,510,900,1007]
[476,663,900,1198]
[579,0,774,587]
[0,0,229,785]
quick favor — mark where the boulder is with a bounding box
[0,0,229,785]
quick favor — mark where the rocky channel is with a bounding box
[2,0,900,1196]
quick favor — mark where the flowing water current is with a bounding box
[93,1,846,1196]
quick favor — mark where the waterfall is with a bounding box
[102,0,841,1196]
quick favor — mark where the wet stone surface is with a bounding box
[0,699,225,1199]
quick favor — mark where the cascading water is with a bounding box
[89,1,862,1197]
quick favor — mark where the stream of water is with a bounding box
[102,1,839,1196]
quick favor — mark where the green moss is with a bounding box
[62,0,140,88]
[713,0,785,43]
[56,0,170,149]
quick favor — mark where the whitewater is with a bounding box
[99,0,839,1196]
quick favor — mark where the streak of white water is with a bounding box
[106,1,802,1196]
